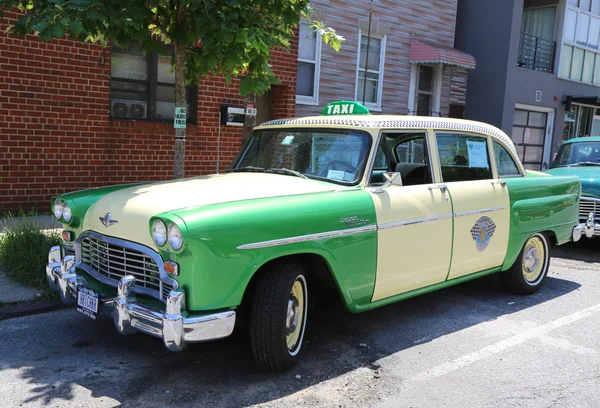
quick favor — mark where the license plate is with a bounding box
[77,287,99,320]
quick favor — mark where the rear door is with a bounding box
[434,132,510,280]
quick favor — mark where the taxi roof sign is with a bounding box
[321,101,370,116]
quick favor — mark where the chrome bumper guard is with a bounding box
[45,246,235,352]
[572,212,598,242]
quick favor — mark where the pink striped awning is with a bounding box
[409,39,476,70]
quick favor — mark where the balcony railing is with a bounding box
[518,32,556,73]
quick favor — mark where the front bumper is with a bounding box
[572,212,598,241]
[45,246,235,352]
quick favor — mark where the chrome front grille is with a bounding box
[162,281,175,300]
[79,235,175,302]
[579,198,600,221]
[62,245,76,259]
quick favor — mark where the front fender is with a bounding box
[169,188,378,312]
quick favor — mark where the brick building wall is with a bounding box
[296,0,470,118]
[0,11,298,213]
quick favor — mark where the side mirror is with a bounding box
[383,172,403,186]
[371,172,403,194]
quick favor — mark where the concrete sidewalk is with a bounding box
[0,215,62,304]
[0,270,41,303]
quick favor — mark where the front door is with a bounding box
[369,132,453,301]
[435,132,510,279]
[512,107,553,170]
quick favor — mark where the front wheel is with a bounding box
[250,259,308,371]
[505,232,551,295]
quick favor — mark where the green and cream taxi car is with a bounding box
[47,101,591,371]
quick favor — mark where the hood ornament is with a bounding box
[99,212,118,228]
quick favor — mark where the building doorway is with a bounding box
[512,104,555,170]
[242,91,272,142]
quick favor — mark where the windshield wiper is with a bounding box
[569,162,600,167]
[226,166,267,173]
[265,167,308,179]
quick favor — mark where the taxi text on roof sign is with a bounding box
[321,101,370,116]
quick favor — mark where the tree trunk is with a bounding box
[172,43,187,179]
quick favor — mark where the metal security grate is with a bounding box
[517,33,556,74]
[80,237,171,302]
[580,198,599,222]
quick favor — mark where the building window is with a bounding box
[564,104,600,139]
[417,65,435,115]
[355,33,386,109]
[408,64,441,116]
[296,22,321,105]
[110,44,197,122]
[518,4,557,73]
[559,1,600,84]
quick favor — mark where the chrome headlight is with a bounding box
[53,200,64,220]
[152,219,167,247]
[168,223,183,251]
[62,202,72,222]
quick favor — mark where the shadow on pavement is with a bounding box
[553,239,600,263]
[0,268,583,407]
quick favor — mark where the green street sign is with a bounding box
[321,100,370,116]
[174,107,187,129]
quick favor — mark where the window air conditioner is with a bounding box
[111,99,147,119]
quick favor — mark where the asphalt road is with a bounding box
[1,240,599,408]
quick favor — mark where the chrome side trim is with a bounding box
[378,213,453,230]
[454,206,506,218]
[236,224,377,250]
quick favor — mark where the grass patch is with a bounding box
[0,215,61,291]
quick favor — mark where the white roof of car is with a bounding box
[261,115,513,150]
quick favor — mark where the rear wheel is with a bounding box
[250,259,308,371]
[505,233,551,295]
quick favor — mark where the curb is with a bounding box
[0,299,67,320]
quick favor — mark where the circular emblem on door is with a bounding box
[470,216,496,251]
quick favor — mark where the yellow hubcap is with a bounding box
[522,236,545,283]
[286,279,305,352]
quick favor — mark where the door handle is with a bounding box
[428,184,448,192]
[491,179,506,187]
[428,184,449,200]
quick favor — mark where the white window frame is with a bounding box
[407,63,443,116]
[557,2,600,85]
[296,21,322,105]
[354,31,386,111]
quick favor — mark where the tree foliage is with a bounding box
[0,0,343,95]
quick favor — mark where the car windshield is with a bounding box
[229,129,372,184]
[551,141,600,168]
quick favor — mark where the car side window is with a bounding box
[493,141,521,177]
[373,144,388,170]
[391,135,432,185]
[436,133,492,182]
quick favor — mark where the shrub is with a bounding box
[0,215,61,290]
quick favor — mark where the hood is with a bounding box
[82,173,346,248]
[546,166,600,198]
